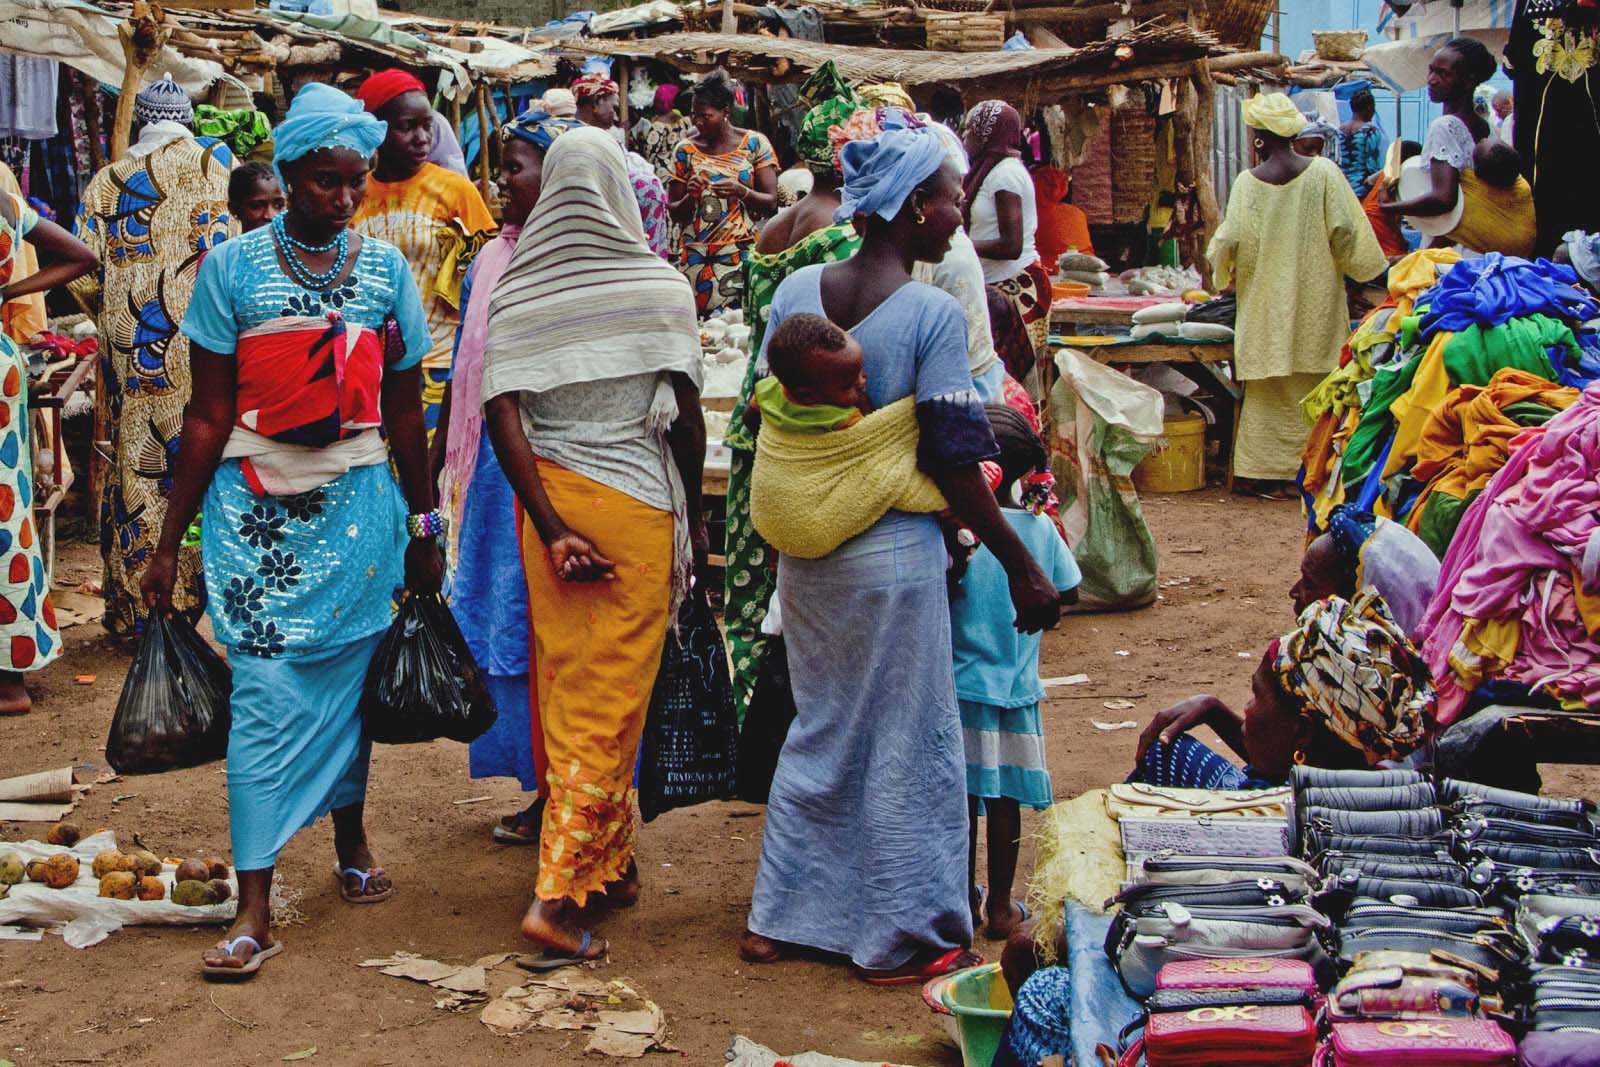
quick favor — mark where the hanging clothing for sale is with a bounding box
[0,55,58,140]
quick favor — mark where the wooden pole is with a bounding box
[720,0,737,35]
[475,80,491,203]
[111,3,172,162]
[617,56,632,132]
[1189,64,1221,291]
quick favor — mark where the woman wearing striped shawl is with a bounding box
[481,128,706,959]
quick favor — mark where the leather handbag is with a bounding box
[1519,1031,1600,1067]
[1301,807,1445,838]
[1321,1018,1516,1066]
[1342,901,1508,937]
[1301,783,1438,812]
[1303,829,1455,862]
[1329,968,1486,1021]
[1116,879,1310,913]
[1137,854,1319,889]
[1441,780,1591,818]
[1106,782,1292,819]
[1145,1002,1317,1066]
[1156,957,1318,995]
[1109,902,1333,998]
[1469,841,1600,871]
[1487,867,1600,906]
[1459,816,1600,850]
[1327,875,1484,910]
[1321,857,1486,888]
[1294,767,1425,791]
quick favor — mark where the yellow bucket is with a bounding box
[1133,412,1206,493]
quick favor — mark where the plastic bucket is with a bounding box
[1132,412,1206,493]
[940,963,1014,1067]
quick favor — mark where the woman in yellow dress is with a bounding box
[1208,93,1387,498]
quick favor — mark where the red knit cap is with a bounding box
[356,68,426,114]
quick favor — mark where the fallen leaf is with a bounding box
[474,952,515,970]
[1102,700,1137,711]
[283,1049,317,1062]
[480,998,536,1036]
[585,1029,655,1058]
[431,965,487,994]
[381,959,462,983]
[1091,720,1138,731]
[1042,673,1090,687]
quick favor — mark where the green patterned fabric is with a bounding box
[194,105,273,161]
[724,222,860,722]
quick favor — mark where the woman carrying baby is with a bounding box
[737,125,1061,985]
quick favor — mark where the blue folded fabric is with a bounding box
[1417,254,1598,341]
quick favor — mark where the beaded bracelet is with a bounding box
[406,509,448,540]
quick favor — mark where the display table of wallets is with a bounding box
[1102,768,1600,1067]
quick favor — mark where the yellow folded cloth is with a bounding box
[750,394,946,559]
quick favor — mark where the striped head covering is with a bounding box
[272,82,388,185]
[481,128,701,616]
[504,109,582,152]
[135,74,193,126]
[1274,591,1433,766]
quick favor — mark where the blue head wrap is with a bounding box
[1326,504,1378,585]
[834,126,948,224]
[272,83,388,185]
[505,109,583,152]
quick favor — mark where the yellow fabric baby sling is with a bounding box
[750,395,947,559]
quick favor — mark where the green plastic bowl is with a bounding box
[940,963,1014,1067]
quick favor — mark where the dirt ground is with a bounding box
[3,490,1595,1067]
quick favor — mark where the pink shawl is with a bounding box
[442,223,522,523]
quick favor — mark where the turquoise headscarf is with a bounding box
[504,109,583,152]
[272,82,388,184]
[834,125,947,224]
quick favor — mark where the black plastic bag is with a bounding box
[637,591,738,822]
[106,613,233,775]
[735,636,797,804]
[359,593,497,744]
[1186,295,1237,327]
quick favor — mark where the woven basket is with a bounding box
[926,13,1006,53]
[1313,29,1368,61]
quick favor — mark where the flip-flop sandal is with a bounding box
[517,929,607,971]
[493,801,545,845]
[861,947,984,987]
[334,865,394,904]
[201,935,283,981]
[492,823,539,845]
[982,900,1030,939]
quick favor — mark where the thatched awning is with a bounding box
[570,22,1256,95]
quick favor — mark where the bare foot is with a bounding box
[983,900,1025,941]
[202,917,273,971]
[0,672,31,715]
[522,897,605,958]
[738,929,784,964]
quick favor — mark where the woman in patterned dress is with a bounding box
[667,70,779,315]
[0,191,98,713]
[142,83,441,980]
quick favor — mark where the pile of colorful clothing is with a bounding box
[1300,253,1599,554]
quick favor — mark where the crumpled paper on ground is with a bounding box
[0,830,235,947]
[480,970,669,1057]
[726,1035,927,1067]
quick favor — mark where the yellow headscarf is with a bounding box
[860,82,915,111]
[1242,92,1305,140]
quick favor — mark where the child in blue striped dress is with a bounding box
[953,404,1080,940]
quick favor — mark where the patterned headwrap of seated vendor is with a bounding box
[504,109,583,152]
[272,82,389,185]
[572,72,620,100]
[859,82,915,111]
[833,125,950,224]
[1274,591,1433,766]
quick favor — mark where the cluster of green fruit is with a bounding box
[0,822,233,907]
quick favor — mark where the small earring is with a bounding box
[1293,750,1307,766]
[1253,138,1265,150]
[914,208,927,224]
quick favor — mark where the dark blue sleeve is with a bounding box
[914,288,998,471]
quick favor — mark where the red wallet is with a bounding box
[1144,1003,1317,1067]
[1156,958,1318,996]
[1322,1019,1516,1066]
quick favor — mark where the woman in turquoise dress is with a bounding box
[142,83,441,980]
[0,191,98,714]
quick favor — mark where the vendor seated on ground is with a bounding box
[1132,505,1439,790]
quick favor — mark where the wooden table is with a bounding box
[1067,341,1234,366]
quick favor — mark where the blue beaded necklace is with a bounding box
[272,213,350,291]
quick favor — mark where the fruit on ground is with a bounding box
[99,871,136,899]
[45,822,81,847]
[174,858,209,883]
[0,852,23,885]
[137,876,166,901]
[171,879,218,907]
[42,853,80,888]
